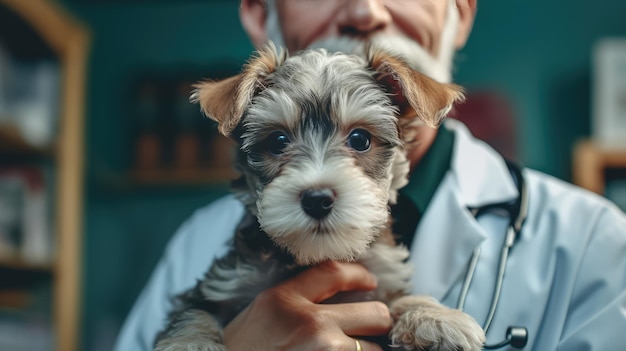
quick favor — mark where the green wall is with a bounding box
[61,1,251,350]
[456,1,626,177]
[60,1,626,350]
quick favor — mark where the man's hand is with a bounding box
[223,261,392,351]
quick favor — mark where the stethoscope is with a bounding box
[458,160,530,350]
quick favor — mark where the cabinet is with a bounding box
[127,68,239,186]
[573,139,626,195]
[0,0,89,350]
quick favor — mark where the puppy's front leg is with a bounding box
[389,295,485,351]
[154,309,225,351]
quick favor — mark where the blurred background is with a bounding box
[1,0,626,350]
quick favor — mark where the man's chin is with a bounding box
[305,34,452,83]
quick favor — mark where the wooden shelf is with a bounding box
[0,1,90,351]
[572,139,626,194]
[130,168,238,185]
[0,256,54,274]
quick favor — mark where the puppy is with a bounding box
[154,44,485,351]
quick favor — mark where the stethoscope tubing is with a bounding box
[456,246,481,312]
[456,160,529,349]
[456,224,517,332]
[484,226,516,334]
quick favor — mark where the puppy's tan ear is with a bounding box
[368,48,465,128]
[190,43,287,136]
[191,76,242,136]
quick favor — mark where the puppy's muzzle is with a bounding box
[300,188,335,219]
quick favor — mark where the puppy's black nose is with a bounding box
[300,189,335,219]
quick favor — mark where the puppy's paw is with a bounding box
[389,295,485,351]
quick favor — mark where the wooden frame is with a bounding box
[573,139,626,195]
[0,1,89,350]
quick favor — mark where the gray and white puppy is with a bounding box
[154,44,485,351]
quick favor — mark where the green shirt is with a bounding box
[392,125,455,247]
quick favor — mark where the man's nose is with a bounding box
[337,0,391,37]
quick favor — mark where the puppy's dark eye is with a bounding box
[265,131,290,155]
[347,129,371,152]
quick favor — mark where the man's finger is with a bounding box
[279,261,378,303]
[326,301,393,336]
[348,337,384,351]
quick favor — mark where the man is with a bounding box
[115,1,626,350]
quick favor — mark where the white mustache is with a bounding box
[306,34,452,83]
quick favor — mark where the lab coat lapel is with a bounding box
[407,120,518,302]
[408,176,486,301]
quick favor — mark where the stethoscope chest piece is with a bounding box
[484,326,528,349]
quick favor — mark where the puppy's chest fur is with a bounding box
[175,211,412,326]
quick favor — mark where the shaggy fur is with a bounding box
[154,44,485,351]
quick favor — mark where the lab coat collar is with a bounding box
[448,119,519,208]
[407,119,519,301]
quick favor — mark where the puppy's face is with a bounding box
[192,45,463,265]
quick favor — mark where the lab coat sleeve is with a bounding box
[557,204,626,351]
[112,196,240,351]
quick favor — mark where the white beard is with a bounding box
[264,0,460,83]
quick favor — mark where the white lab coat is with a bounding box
[114,120,626,351]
